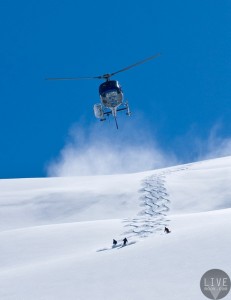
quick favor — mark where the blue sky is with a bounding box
[0,0,231,178]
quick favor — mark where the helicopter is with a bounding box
[47,53,160,129]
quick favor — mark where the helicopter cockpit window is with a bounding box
[99,80,121,95]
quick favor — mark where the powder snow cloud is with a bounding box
[47,119,231,177]
[47,121,177,176]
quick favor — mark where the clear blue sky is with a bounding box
[0,0,230,178]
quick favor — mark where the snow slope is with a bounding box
[0,156,231,300]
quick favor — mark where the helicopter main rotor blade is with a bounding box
[46,53,160,81]
[46,76,102,80]
[110,53,161,77]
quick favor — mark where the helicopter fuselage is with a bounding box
[99,80,123,110]
[93,79,129,128]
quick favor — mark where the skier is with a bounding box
[164,227,171,234]
[112,239,117,247]
[122,237,128,246]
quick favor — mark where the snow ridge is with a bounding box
[1,157,231,300]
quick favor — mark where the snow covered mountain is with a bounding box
[0,156,231,300]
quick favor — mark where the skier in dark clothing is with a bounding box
[164,227,171,234]
[122,237,128,246]
[112,239,117,246]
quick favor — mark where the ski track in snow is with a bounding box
[96,166,190,252]
[122,166,189,240]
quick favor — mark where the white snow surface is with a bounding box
[0,156,231,300]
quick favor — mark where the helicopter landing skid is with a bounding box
[100,102,131,129]
[117,102,131,116]
[103,102,131,117]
